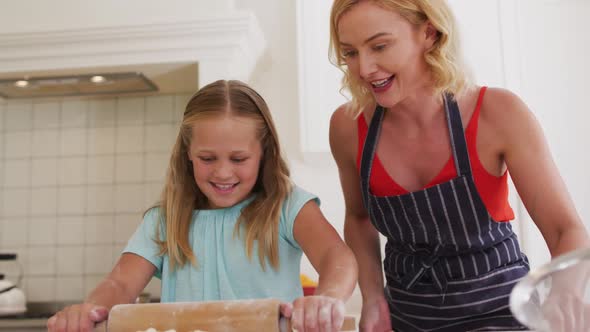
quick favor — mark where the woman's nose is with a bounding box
[359,53,378,79]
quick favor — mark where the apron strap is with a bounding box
[444,93,473,177]
[360,105,386,210]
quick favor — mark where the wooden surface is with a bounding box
[92,299,357,332]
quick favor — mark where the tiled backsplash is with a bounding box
[0,93,191,302]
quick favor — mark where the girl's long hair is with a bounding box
[329,0,471,116]
[153,80,291,271]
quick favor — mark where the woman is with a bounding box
[328,0,590,331]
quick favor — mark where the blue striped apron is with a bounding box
[360,94,530,331]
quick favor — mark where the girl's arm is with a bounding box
[47,253,156,332]
[484,88,590,256]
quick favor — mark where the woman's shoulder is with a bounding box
[479,87,534,128]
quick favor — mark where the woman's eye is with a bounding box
[342,50,358,58]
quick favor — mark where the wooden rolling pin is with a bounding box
[93,298,356,332]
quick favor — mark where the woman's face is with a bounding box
[337,2,433,107]
[188,114,262,209]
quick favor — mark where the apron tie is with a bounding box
[402,244,448,294]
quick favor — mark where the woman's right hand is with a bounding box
[47,303,109,332]
[359,296,393,332]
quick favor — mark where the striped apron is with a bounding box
[360,94,530,331]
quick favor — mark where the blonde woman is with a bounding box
[48,80,358,332]
[328,0,590,331]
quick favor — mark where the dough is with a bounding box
[136,329,207,332]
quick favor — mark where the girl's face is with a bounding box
[337,2,433,107]
[188,115,263,209]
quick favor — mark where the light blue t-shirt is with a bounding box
[123,185,319,303]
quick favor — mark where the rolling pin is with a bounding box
[93,298,356,332]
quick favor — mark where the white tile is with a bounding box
[32,130,59,157]
[28,218,57,246]
[0,103,5,132]
[4,131,32,158]
[145,153,169,182]
[27,246,56,275]
[86,185,114,214]
[84,245,114,274]
[115,184,146,213]
[31,158,58,186]
[85,215,115,244]
[25,276,56,301]
[2,188,30,217]
[61,99,88,128]
[144,182,164,208]
[117,97,144,126]
[146,95,174,123]
[88,99,116,127]
[115,126,143,153]
[57,217,85,245]
[56,246,84,275]
[30,187,58,216]
[1,218,28,247]
[115,154,144,183]
[58,187,86,215]
[87,155,114,184]
[87,127,115,155]
[145,123,176,153]
[0,134,4,159]
[114,214,142,244]
[174,94,191,123]
[60,128,87,156]
[3,159,31,187]
[59,157,87,185]
[33,102,60,129]
[55,276,84,301]
[112,244,126,264]
[4,103,33,132]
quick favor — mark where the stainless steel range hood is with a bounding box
[0,72,158,99]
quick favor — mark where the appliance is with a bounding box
[0,253,26,316]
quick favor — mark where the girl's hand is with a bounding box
[359,296,392,332]
[540,292,590,332]
[281,295,345,332]
[47,303,108,332]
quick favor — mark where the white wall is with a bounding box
[0,0,234,33]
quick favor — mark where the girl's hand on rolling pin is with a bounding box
[47,303,108,332]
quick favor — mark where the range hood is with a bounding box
[0,72,158,99]
[0,12,265,99]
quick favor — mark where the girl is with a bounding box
[48,80,358,332]
[328,0,590,331]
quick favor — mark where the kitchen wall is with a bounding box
[0,94,191,301]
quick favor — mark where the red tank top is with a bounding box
[356,87,514,222]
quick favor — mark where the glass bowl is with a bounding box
[510,247,590,332]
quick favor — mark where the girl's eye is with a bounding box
[198,156,215,162]
[373,44,386,52]
[231,157,248,163]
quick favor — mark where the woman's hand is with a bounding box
[47,303,108,332]
[359,296,392,332]
[281,295,345,332]
[540,292,589,332]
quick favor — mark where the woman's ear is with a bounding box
[423,21,439,50]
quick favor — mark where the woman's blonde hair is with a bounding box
[329,0,471,115]
[153,79,292,271]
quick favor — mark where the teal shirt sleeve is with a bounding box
[279,185,321,250]
[123,207,164,279]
